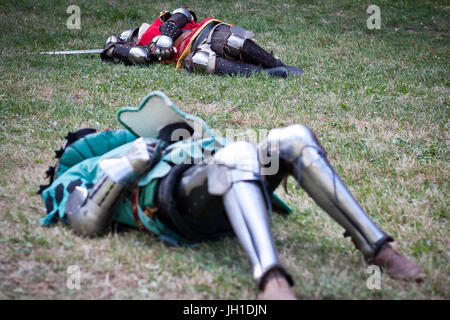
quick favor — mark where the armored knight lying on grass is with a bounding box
[100,7,303,77]
[39,92,424,299]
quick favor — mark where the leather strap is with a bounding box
[130,184,149,233]
[165,30,195,64]
[174,30,194,48]
[130,182,158,234]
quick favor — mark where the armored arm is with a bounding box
[101,34,154,65]
[149,8,195,60]
[66,138,161,236]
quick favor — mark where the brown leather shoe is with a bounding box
[373,244,425,281]
[256,269,297,300]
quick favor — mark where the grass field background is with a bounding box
[0,0,448,299]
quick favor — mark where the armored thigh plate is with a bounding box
[191,50,209,71]
[190,44,217,74]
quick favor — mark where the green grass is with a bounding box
[0,0,448,299]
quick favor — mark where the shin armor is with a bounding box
[208,142,293,284]
[261,125,393,261]
[183,50,288,77]
[209,24,282,68]
[170,141,293,285]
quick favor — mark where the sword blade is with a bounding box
[40,49,104,55]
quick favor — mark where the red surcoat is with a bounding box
[138,16,219,67]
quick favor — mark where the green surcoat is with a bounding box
[40,91,291,245]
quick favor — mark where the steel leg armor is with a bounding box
[260,125,393,261]
[171,141,293,286]
[182,23,300,77]
[183,47,289,77]
[66,138,160,236]
[209,24,282,68]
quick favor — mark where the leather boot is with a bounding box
[373,244,425,281]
